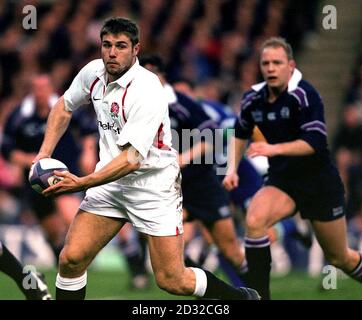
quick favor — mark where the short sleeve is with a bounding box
[296,86,328,153]
[234,92,255,140]
[63,60,100,112]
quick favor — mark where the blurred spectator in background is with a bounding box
[0,0,319,132]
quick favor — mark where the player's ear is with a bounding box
[133,43,140,56]
[289,59,296,69]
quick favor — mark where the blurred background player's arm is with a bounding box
[247,139,315,158]
[252,126,266,142]
[178,140,213,168]
[1,102,36,171]
[8,150,36,170]
[223,136,248,191]
[72,105,99,175]
[79,134,98,175]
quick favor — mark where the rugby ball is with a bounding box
[29,158,68,194]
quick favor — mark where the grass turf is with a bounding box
[0,269,361,300]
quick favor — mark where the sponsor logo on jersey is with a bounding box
[98,120,121,134]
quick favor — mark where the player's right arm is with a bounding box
[34,96,72,162]
[34,60,98,163]
[222,91,255,191]
[222,136,248,191]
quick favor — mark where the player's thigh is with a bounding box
[311,217,349,261]
[147,234,185,278]
[63,210,126,261]
[246,186,296,229]
[56,194,81,225]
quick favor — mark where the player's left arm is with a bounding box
[247,139,314,158]
[42,143,140,196]
[248,86,326,158]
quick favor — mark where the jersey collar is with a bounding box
[251,68,303,93]
[96,58,140,88]
[20,94,59,117]
[114,58,140,88]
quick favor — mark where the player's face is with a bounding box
[101,33,140,82]
[260,46,295,93]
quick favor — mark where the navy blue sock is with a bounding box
[217,253,246,287]
[244,236,271,300]
[56,287,86,300]
[202,270,251,300]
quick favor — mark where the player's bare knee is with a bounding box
[154,271,190,295]
[154,271,173,291]
[59,247,88,272]
[245,213,268,235]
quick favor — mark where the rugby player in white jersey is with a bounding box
[33,17,260,300]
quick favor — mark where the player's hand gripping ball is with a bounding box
[29,158,68,194]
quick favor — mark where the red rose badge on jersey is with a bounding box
[110,102,120,119]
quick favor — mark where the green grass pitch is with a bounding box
[0,269,361,300]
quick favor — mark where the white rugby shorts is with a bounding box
[79,163,183,236]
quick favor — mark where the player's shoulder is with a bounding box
[4,104,22,127]
[80,59,104,73]
[240,89,259,111]
[83,59,104,72]
[174,91,211,119]
[289,79,323,108]
[136,65,163,88]
[294,79,319,95]
[74,60,102,86]
[175,91,199,108]
[72,59,104,86]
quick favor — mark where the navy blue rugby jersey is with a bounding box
[169,90,218,181]
[234,70,332,177]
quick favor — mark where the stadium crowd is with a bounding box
[0,0,361,298]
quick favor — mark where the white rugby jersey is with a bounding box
[64,58,177,177]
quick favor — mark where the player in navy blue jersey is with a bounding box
[223,37,362,299]
[141,55,252,287]
[1,75,98,260]
[173,79,264,212]
[174,79,312,285]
